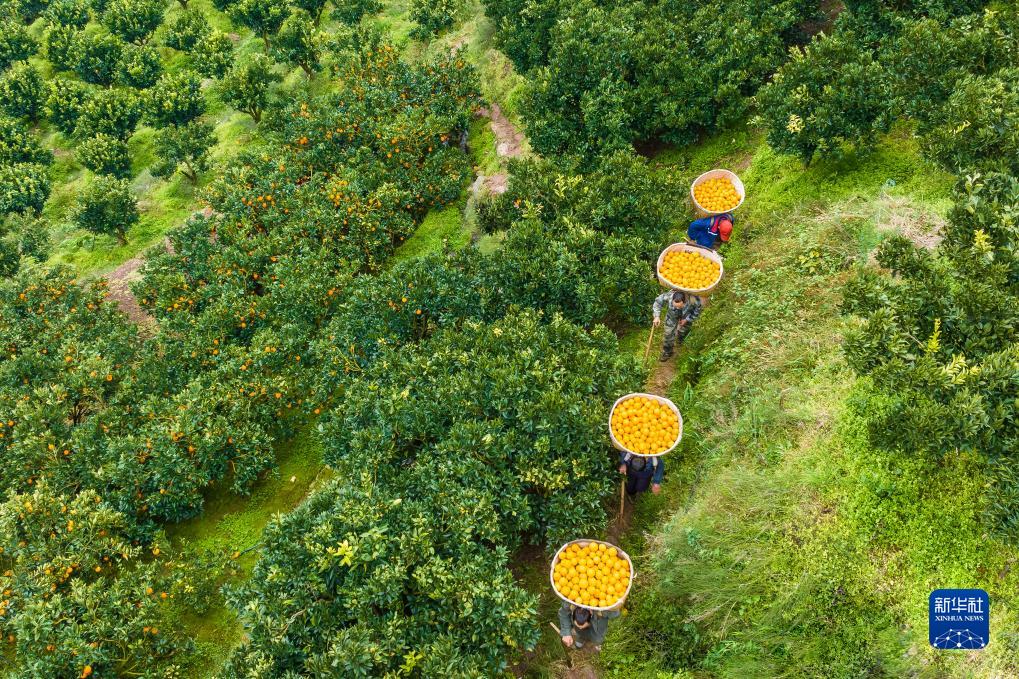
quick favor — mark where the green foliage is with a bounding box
[0,482,199,679]
[757,31,891,164]
[43,0,90,27]
[146,69,206,126]
[490,0,815,160]
[322,311,643,547]
[0,17,36,71]
[0,61,43,123]
[329,0,379,25]
[218,53,280,123]
[409,0,464,37]
[71,174,138,243]
[72,29,124,86]
[3,212,50,261]
[192,28,233,78]
[163,7,209,51]
[0,115,52,166]
[294,0,327,24]
[152,119,215,183]
[101,0,166,45]
[0,162,50,215]
[74,86,142,139]
[118,42,163,88]
[273,8,320,76]
[43,24,79,71]
[76,133,132,178]
[44,78,92,135]
[222,481,540,678]
[843,172,1019,533]
[921,70,1019,175]
[228,0,287,51]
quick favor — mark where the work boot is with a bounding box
[659,349,673,362]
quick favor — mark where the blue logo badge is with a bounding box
[929,589,989,650]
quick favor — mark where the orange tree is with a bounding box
[321,310,644,547]
[222,481,539,678]
[0,482,205,678]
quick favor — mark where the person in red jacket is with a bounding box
[687,213,733,250]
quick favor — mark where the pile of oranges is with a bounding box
[659,250,721,291]
[610,396,680,455]
[552,541,631,609]
[693,176,741,212]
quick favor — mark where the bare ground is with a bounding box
[472,103,526,197]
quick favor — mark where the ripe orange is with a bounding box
[610,396,680,455]
[693,176,740,212]
[659,250,720,290]
[553,542,631,608]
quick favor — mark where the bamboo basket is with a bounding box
[550,539,634,612]
[608,392,682,458]
[656,243,724,295]
[690,168,745,216]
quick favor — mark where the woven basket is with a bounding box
[657,243,724,295]
[550,539,634,612]
[608,392,682,458]
[690,168,745,216]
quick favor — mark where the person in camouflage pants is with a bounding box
[652,289,703,361]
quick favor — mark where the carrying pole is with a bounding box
[642,325,656,366]
[549,622,573,667]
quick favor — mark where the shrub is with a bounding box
[330,0,379,24]
[118,42,162,88]
[44,78,92,135]
[102,0,165,45]
[146,69,205,126]
[74,86,142,139]
[273,8,320,76]
[76,133,132,177]
[163,8,209,51]
[0,115,51,166]
[409,0,464,37]
[72,30,124,86]
[0,162,49,214]
[43,0,91,27]
[0,18,36,71]
[152,119,214,183]
[71,175,138,243]
[192,28,233,78]
[218,53,280,123]
[228,0,288,51]
[223,482,540,677]
[43,24,79,71]
[921,70,1019,175]
[757,31,891,164]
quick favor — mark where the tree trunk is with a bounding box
[263,34,271,52]
[182,162,198,184]
[301,62,313,78]
[250,107,261,124]
[116,230,128,246]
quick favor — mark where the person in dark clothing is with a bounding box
[618,452,664,499]
[652,289,703,361]
[687,213,734,250]
[558,603,620,650]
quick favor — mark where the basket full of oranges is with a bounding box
[550,539,634,611]
[690,169,745,216]
[609,393,683,457]
[657,243,724,295]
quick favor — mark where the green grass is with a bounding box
[391,200,470,263]
[596,129,1019,678]
[163,424,332,677]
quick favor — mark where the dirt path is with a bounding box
[473,103,526,196]
[105,252,155,328]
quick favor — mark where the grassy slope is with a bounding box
[597,130,1019,678]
